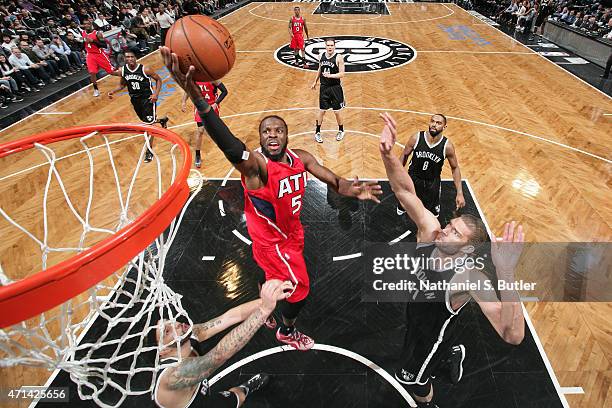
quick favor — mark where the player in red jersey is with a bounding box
[288,6,309,68]
[82,19,116,97]
[162,46,382,351]
[181,81,228,168]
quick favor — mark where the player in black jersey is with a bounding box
[380,113,525,407]
[397,114,464,217]
[153,280,292,408]
[108,51,168,162]
[310,38,345,143]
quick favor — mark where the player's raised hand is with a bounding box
[491,221,524,277]
[379,112,397,155]
[455,192,466,210]
[350,176,382,203]
[160,46,202,106]
[260,280,294,314]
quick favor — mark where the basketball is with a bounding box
[165,15,236,82]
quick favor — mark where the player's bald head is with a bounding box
[259,115,288,135]
[432,114,447,125]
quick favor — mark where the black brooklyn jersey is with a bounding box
[122,64,153,98]
[402,243,469,384]
[319,52,341,87]
[408,131,448,180]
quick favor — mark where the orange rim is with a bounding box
[0,124,192,328]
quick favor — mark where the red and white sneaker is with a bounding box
[276,328,314,351]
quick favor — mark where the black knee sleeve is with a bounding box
[279,297,307,320]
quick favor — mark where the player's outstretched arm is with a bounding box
[160,47,264,181]
[379,113,440,240]
[107,77,127,98]
[192,299,263,342]
[160,281,293,392]
[294,149,382,203]
[469,222,525,345]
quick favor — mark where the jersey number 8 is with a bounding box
[422,162,429,171]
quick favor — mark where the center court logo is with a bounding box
[274,35,417,72]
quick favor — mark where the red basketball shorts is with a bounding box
[252,240,309,303]
[86,52,114,74]
[194,106,220,124]
[290,35,305,51]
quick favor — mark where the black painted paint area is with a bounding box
[38,180,563,408]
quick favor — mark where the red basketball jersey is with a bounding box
[82,30,103,54]
[196,81,217,104]
[291,16,304,37]
[242,149,307,247]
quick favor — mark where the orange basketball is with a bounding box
[165,15,236,82]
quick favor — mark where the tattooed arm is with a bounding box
[192,299,263,342]
[164,307,268,390]
[159,280,293,393]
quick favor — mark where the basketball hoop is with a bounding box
[0,124,203,407]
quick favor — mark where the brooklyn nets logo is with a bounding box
[274,35,417,72]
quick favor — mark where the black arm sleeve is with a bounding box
[214,82,228,105]
[194,99,248,164]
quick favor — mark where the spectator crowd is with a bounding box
[474,0,611,37]
[0,0,237,110]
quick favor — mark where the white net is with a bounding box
[0,128,202,407]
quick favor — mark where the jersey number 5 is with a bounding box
[291,195,302,214]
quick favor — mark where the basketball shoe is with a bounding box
[159,116,169,129]
[276,327,314,351]
[239,373,270,397]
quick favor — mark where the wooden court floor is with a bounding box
[0,3,610,407]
